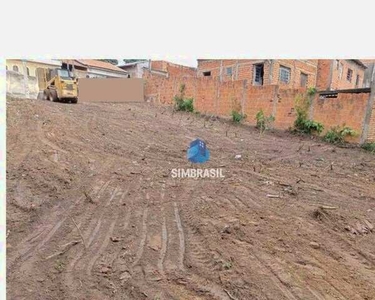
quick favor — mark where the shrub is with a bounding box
[256,110,275,133]
[361,142,375,153]
[174,97,194,112]
[173,84,194,112]
[293,93,323,135]
[231,110,246,123]
[307,87,317,96]
[324,126,357,144]
[294,111,324,134]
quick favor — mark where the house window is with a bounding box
[279,66,291,84]
[26,67,30,76]
[300,73,308,87]
[226,67,232,76]
[355,75,360,88]
[253,64,264,85]
[336,60,340,70]
[6,66,8,70]
[347,69,353,82]
[13,65,19,72]
[203,71,211,77]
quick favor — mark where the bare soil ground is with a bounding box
[6,99,375,300]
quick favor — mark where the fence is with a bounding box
[143,70,375,143]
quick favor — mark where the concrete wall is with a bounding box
[6,70,39,99]
[363,63,375,88]
[144,70,375,143]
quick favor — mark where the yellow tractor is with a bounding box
[40,68,79,103]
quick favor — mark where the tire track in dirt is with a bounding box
[85,189,127,275]
[36,122,68,154]
[63,184,120,291]
[173,202,186,271]
[158,185,168,276]
[8,154,115,273]
[173,192,235,300]
[102,193,133,271]
[8,173,109,275]
[7,195,85,271]
[238,241,299,300]
[230,183,356,299]
[132,205,149,268]
[158,216,168,276]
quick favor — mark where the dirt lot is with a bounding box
[6,99,375,300]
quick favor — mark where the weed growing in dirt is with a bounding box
[256,110,275,133]
[293,93,323,135]
[231,110,246,123]
[295,118,324,135]
[361,142,375,153]
[174,83,194,112]
[324,126,357,144]
[54,260,65,273]
[222,261,233,270]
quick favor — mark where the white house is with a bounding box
[118,61,150,78]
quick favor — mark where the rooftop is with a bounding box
[78,59,127,73]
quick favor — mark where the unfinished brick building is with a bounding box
[197,59,318,88]
[150,60,197,78]
[316,59,367,91]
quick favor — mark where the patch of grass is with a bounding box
[324,126,357,144]
[231,110,246,123]
[256,110,275,133]
[361,142,375,153]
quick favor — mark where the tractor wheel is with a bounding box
[43,90,49,100]
[71,98,78,104]
[48,90,57,102]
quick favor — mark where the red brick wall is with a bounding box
[144,70,373,143]
[312,92,370,142]
[275,88,308,129]
[244,85,278,126]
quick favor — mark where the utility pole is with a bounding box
[360,78,375,144]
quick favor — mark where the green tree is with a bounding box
[123,59,147,64]
[98,59,118,65]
